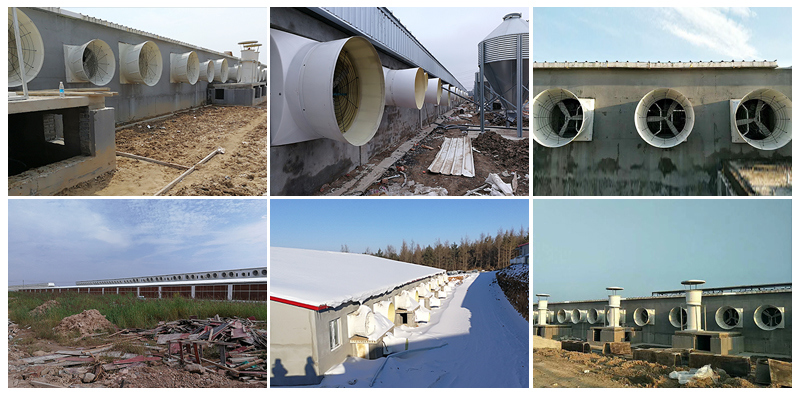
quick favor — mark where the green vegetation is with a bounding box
[8,292,268,341]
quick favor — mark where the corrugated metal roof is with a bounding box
[308,7,465,91]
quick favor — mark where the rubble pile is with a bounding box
[473,131,529,171]
[9,316,267,388]
[53,310,117,337]
[30,300,60,316]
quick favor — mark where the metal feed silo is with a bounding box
[478,12,529,137]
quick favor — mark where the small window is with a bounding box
[329,318,341,351]
[215,89,225,100]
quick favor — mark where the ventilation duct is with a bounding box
[415,306,431,323]
[682,280,704,331]
[119,41,163,86]
[170,51,200,84]
[394,291,419,311]
[730,89,792,150]
[556,309,571,324]
[425,77,442,105]
[715,306,743,330]
[213,59,229,82]
[440,85,450,106]
[532,88,595,147]
[436,289,447,299]
[570,309,587,324]
[270,29,385,147]
[383,67,426,109]
[347,305,376,337]
[429,296,441,308]
[587,308,605,325]
[669,307,688,329]
[64,39,115,86]
[634,88,695,148]
[606,287,623,327]
[754,305,784,330]
[633,307,655,326]
[8,8,44,87]
[198,60,214,83]
[372,300,395,322]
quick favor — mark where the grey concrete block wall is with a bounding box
[270,8,454,195]
[531,67,792,195]
[544,291,791,356]
[17,8,239,124]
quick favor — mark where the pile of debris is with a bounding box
[9,315,267,388]
[53,309,117,337]
[30,300,60,316]
[473,131,529,171]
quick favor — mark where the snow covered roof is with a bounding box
[270,247,445,309]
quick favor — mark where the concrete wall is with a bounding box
[17,7,239,124]
[9,103,116,195]
[531,67,792,195]
[544,291,791,356]
[270,301,320,386]
[270,8,454,195]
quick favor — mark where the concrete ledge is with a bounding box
[633,349,656,363]
[655,350,682,367]
[561,340,590,353]
[688,352,751,377]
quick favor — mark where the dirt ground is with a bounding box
[9,319,265,388]
[318,105,529,196]
[531,348,760,388]
[57,105,268,196]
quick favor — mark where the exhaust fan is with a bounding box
[213,59,229,82]
[633,307,655,326]
[754,305,785,331]
[8,8,45,87]
[270,29,385,147]
[532,88,595,147]
[634,88,694,148]
[119,41,163,86]
[64,39,115,86]
[587,308,605,325]
[715,306,743,330]
[383,67,426,109]
[556,309,571,324]
[425,77,442,105]
[347,305,376,337]
[730,89,792,150]
[440,85,451,106]
[199,60,214,83]
[570,309,587,324]
[170,51,200,84]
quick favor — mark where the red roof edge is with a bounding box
[270,296,328,311]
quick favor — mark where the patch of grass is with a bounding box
[8,292,268,342]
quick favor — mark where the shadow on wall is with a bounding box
[271,357,320,386]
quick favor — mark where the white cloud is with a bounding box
[657,8,758,60]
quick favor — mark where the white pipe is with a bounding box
[686,289,703,331]
[425,78,442,105]
[383,67,426,109]
[537,299,548,326]
[607,294,621,328]
[532,88,594,147]
[634,88,695,148]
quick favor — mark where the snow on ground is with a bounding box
[317,272,529,388]
[499,263,529,281]
[271,247,444,308]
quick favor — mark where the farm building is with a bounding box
[269,247,449,386]
[12,266,269,302]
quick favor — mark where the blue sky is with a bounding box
[270,199,529,254]
[533,8,791,67]
[7,199,268,286]
[532,199,791,302]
